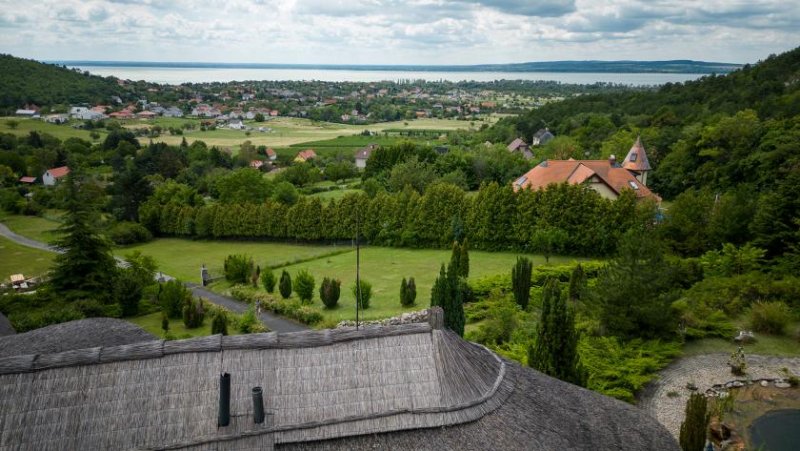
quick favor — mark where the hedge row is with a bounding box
[229,286,324,326]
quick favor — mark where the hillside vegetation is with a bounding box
[0,54,125,112]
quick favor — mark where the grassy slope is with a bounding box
[0,117,106,142]
[0,236,54,282]
[0,212,61,243]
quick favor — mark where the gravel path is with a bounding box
[0,222,308,333]
[638,353,800,439]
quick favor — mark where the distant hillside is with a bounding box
[0,54,125,112]
[56,59,741,74]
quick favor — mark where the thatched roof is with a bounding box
[0,310,677,450]
[0,312,14,336]
[0,317,154,358]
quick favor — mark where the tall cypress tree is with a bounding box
[528,277,586,386]
[50,168,118,300]
[459,238,470,278]
[430,263,465,337]
[512,257,533,309]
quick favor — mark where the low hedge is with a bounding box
[229,285,324,326]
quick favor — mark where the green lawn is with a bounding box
[0,212,61,244]
[116,238,345,282]
[0,236,55,283]
[309,189,363,202]
[275,246,578,322]
[0,117,106,142]
[128,311,221,339]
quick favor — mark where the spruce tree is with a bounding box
[211,310,228,335]
[528,278,586,386]
[679,393,710,451]
[400,277,408,306]
[279,270,292,299]
[430,264,448,308]
[407,277,417,305]
[261,268,276,293]
[449,241,462,279]
[319,277,341,309]
[511,257,533,309]
[50,169,118,300]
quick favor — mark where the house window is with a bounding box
[630,152,637,162]
[515,176,527,186]
[629,181,639,190]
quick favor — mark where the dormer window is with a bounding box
[630,152,637,162]
[515,176,527,186]
[629,181,639,190]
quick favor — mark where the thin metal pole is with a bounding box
[356,209,360,330]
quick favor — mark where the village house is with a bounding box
[42,166,70,186]
[18,176,36,184]
[14,109,37,117]
[108,110,134,120]
[295,149,317,162]
[266,148,277,161]
[512,138,660,202]
[136,111,156,119]
[507,137,533,159]
[249,159,265,170]
[69,106,105,121]
[532,128,555,146]
[354,143,378,169]
[228,120,245,130]
[44,114,68,124]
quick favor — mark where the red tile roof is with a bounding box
[250,160,264,169]
[19,176,36,184]
[513,160,660,201]
[623,136,652,172]
[355,144,378,160]
[47,166,70,179]
[296,149,317,161]
[507,138,528,152]
[266,148,276,158]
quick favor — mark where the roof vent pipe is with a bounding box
[218,373,230,427]
[252,386,265,424]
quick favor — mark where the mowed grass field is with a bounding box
[116,238,344,282]
[0,236,54,283]
[0,212,61,244]
[275,247,577,322]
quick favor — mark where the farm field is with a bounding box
[0,236,54,283]
[1,116,473,151]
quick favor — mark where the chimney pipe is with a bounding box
[218,373,230,427]
[609,154,616,166]
[252,386,265,424]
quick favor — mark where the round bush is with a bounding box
[293,270,315,303]
[108,221,153,245]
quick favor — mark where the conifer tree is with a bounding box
[511,257,532,309]
[679,393,710,451]
[430,263,465,336]
[50,169,118,300]
[400,277,408,306]
[568,263,587,302]
[407,277,417,305]
[430,264,447,308]
[211,310,228,335]
[528,278,586,386]
[449,241,462,278]
[279,270,292,299]
[459,238,470,278]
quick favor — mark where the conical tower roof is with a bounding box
[623,136,652,171]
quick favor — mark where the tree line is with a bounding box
[140,181,652,256]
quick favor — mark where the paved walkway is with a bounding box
[638,353,800,439]
[0,222,307,333]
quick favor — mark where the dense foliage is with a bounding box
[679,393,710,451]
[0,54,126,113]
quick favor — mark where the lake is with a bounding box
[67,65,705,86]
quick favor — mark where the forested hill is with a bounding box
[0,54,126,113]
[484,46,800,259]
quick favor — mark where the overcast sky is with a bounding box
[0,0,797,65]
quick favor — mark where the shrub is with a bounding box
[114,270,143,317]
[237,305,261,333]
[108,221,153,245]
[224,254,254,284]
[232,289,324,326]
[279,270,292,299]
[293,270,315,303]
[352,279,372,309]
[159,280,191,319]
[679,393,710,451]
[211,310,229,335]
[749,301,792,335]
[320,277,341,309]
[261,268,276,293]
[182,297,206,329]
[400,277,417,307]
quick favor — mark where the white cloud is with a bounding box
[0,0,797,64]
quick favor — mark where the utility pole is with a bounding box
[355,209,360,330]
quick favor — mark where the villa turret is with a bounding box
[622,136,652,186]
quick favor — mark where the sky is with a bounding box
[0,0,798,65]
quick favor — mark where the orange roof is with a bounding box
[513,160,660,201]
[355,144,378,159]
[296,149,317,161]
[623,136,652,172]
[47,166,70,179]
[19,176,36,183]
[250,160,264,169]
[266,148,276,157]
